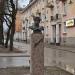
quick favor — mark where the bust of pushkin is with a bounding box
[29,16,44,33]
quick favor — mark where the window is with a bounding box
[41,13,45,22]
[64,22,66,32]
[63,2,67,16]
[23,20,25,24]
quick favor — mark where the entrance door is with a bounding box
[59,24,61,43]
[52,25,56,44]
[52,24,61,45]
[56,24,61,45]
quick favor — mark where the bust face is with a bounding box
[34,20,40,25]
[33,17,41,26]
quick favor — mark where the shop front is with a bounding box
[64,18,75,47]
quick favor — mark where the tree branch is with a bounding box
[3,17,10,27]
[5,15,12,24]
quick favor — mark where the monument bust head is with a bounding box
[33,16,41,26]
[29,16,44,33]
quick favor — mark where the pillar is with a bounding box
[50,25,54,44]
[31,32,44,75]
[56,24,60,45]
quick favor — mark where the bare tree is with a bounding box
[9,0,18,51]
[3,0,18,51]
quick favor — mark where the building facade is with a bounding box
[14,10,23,41]
[22,0,75,46]
[63,0,75,47]
[22,0,51,43]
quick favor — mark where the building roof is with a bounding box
[22,0,37,13]
[29,0,33,3]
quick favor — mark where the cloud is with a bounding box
[18,0,29,8]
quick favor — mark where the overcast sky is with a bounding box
[18,0,29,8]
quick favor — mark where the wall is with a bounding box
[63,0,75,46]
[14,11,23,40]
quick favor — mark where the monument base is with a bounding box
[31,32,44,75]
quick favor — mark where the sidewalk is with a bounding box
[0,53,30,57]
[0,41,30,53]
[0,41,75,55]
[46,44,75,53]
[14,41,75,53]
[0,67,30,75]
[0,46,24,53]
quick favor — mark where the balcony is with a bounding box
[46,1,54,8]
[51,16,54,21]
[36,10,41,16]
[59,0,67,2]
[55,14,61,20]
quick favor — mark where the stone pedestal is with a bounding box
[31,32,44,75]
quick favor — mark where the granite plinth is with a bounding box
[31,32,44,75]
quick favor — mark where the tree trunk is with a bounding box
[0,0,5,45]
[9,0,16,51]
[0,19,4,45]
[10,18,15,51]
[5,27,11,48]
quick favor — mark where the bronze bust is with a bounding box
[29,16,44,33]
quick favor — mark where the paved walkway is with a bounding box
[0,67,30,75]
[13,41,75,53]
[13,41,31,55]
[0,41,74,75]
[46,44,75,53]
[0,53,30,57]
[0,66,73,75]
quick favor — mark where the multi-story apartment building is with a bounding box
[22,0,75,47]
[22,0,51,43]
